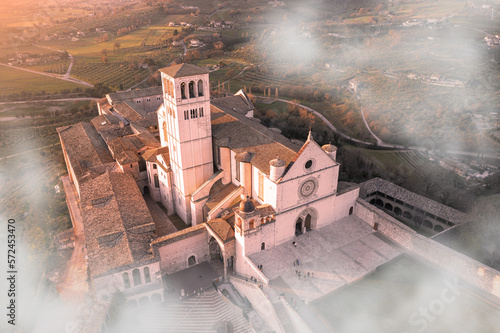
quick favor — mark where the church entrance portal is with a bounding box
[305,214,312,231]
[295,218,303,236]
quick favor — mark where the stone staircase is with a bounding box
[124,288,253,333]
[272,301,296,333]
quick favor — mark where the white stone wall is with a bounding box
[145,161,161,202]
[240,222,276,257]
[93,261,162,301]
[354,198,500,300]
[157,230,210,274]
[230,277,283,333]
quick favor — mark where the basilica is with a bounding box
[57,63,500,332]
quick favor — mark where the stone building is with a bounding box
[58,63,500,332]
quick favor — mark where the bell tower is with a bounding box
[158,63,213,224]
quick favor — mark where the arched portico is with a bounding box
[294,207,318,235]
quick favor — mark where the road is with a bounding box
[58,176,88,303]
[215,66,251,88]
[0,62,93,87]
[0,142,60,162]
[0,97,99,105]
[2,44,93,87]
[360,107,385,146]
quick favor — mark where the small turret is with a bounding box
[269,158,286,182]
[322,143,337,161]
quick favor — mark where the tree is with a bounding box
[226,69,236,79]
[173,29,178,36]
[114,42,121,50]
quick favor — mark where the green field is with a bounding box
[0,44,55,58]
[0,66,88,95]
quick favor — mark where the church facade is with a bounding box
[142,63,359,280]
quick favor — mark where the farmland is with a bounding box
[0,65,88,96]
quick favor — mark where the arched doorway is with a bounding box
[143,186,150,196]
[151,293,162,303]
[139,296,150,307]
[209,237,222,261]
[305,214,312,231]
[188,255,196,266]
[295,218,303,236]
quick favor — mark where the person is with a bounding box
[293,241,297,247]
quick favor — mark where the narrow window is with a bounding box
[153,164,157,169]
[132,269,142,286]
[184,110,189,120]
[123,272,131,289]
[169,81,174,98]
[198,79,204,97]
[236,160,240,181]
[189,81,195,98]
[199,107,204,117]
[181,82,187,99]
[144,267,151,283]
[188,255,196,266]
[261,242,265,250]
[147,98,150,102]
[258,172,264,200]
[154,174,159,188]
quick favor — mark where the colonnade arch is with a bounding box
[367,195,450,234]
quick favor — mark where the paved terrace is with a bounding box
[249,216,402,303]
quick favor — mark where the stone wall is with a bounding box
[155,226,210,274]
[230,276,283,333]
[354,198,500,300]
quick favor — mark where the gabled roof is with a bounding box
[211,103,300,175]
[106,86,163,104]
[159,63,210,78]
[80,172,156,278]
[211,94,254,115]
[206,218,235,243]
[57,122,115,184]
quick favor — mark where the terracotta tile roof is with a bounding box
[211,105,300,175]
[159,63,209,78]
[211,95,253,115]
[57,122,115,184]
[206,218,235,243]
[106,132,160,165]
[107,86,163,104]
[90,114,121,132]
[113,102,144,122]
[80,172,156,278]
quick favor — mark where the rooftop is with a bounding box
[159,63,210,78]
[211,94,254,116]
[106,86,163,104]
[57,122,115,184]
[211,104,301,175]
[80,171,156,278]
